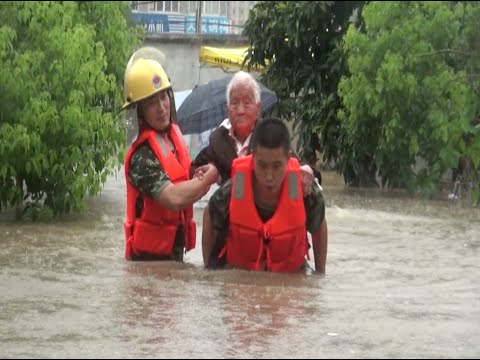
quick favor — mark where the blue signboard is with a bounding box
[131,13,170,33]
[131,13,230,34]
[185,16,230,34]
[131,13,187,34]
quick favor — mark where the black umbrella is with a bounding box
[176,76,277,135]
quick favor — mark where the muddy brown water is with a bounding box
[1,171,478,358]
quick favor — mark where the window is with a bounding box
[155,1,163,11]
[203,1,211,15]
[133,1,183,13]
[212,1,220,15]
[189,1,197,14]
[180,1,191,13]
[136,1,151,11]
[172,1,179,12]
[153,1,179,13]
[220,1,227,17]
[203,1,221,16]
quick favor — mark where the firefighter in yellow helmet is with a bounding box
[122,47,219,261]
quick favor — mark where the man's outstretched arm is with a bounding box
[202,204,219,267]
[311,217,328,274]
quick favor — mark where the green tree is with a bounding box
[0,1,143,218]
[339,1,480,198]
[243,1,364,170]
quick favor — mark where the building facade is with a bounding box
[130,1,256,35]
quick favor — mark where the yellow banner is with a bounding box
[199,46,266,73]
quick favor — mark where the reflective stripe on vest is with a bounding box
[172,124,188,148]
[155,133,170,157]
[288,173,299,200]
[233,172,245,199]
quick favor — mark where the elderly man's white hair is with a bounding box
[225,71,261,106]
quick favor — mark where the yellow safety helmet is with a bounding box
[123,51,171,110]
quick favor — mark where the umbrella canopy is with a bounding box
[173,89,193,110]
[176,76,277,135]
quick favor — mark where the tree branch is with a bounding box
[416,49,472,57]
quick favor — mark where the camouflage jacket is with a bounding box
[190,126,243,184]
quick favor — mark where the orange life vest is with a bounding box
[224,155,308,272]
[123,124,195,260]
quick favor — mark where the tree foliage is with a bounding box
[0,1,143,218]
[339,1,480,198]
[243,1,363,168]
[245,1,479,203]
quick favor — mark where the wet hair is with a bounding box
[226,71,261,106]
[251,117,290,154]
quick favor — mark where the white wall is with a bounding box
[144,33,249,91]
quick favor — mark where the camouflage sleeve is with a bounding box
[208,179,232,231]
[128,143,172,200]
[304,184,325,233]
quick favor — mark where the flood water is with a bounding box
[1,170,479,358]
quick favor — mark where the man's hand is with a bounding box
[193,164,208,180]
[300,165,314,196]
[194,163,219,184]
